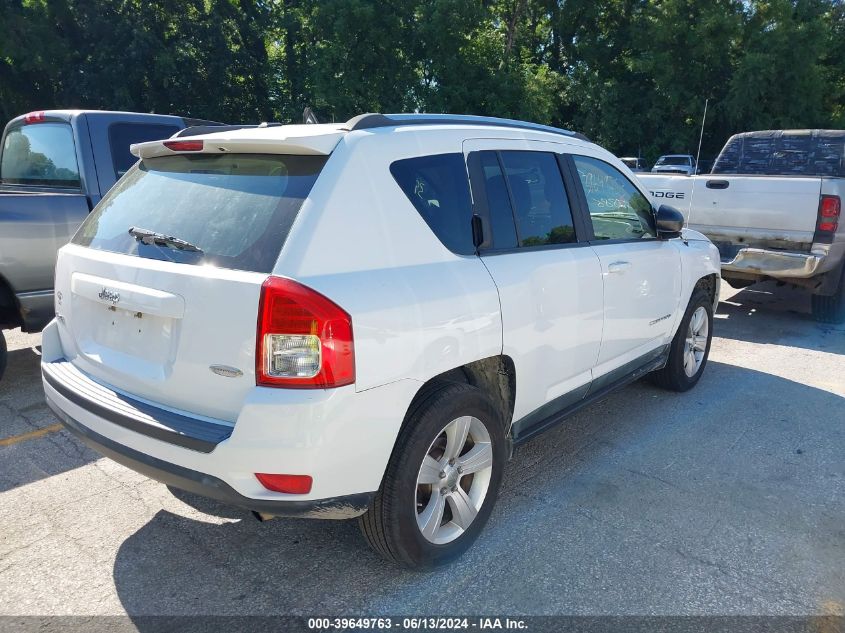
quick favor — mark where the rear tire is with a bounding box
[648,288,713,392]
[811,268,845,324]
[359,382,506,568]
[0,331,6,381]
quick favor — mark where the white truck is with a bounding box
[638,130,845,323]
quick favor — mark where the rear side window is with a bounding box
[0,123,80,187]
[499,151,576,246]
[390,153,474,255]
[108,123,181,179]
[73,153,326,273]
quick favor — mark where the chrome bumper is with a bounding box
[721,248,823,278]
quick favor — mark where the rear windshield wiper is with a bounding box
[128,227,203,253]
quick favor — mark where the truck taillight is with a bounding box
[817,195,841,234]
[256,277,354,389]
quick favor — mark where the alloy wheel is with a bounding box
[415,415,494,545]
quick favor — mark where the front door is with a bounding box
[568,153,683,374]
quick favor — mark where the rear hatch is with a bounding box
[54,147,328,421]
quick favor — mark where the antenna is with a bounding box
[688,98,709,227]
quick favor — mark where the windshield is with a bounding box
[0,122,80,187]
[656,156,690,166]
[73,153,326,273]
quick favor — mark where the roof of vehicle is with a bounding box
[658,154,694,158]
[4,109,221,130]
[132,112,592,159]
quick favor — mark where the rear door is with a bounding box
[568,153,682,374]
[0,117,92,291]
[464,138,603,427]
[54,150,327,421]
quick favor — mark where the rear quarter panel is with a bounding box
[274,129,503,393]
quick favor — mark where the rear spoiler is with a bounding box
[131,126,345,159]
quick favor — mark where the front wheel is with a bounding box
[359,382,506,568]
[648,288,713,392]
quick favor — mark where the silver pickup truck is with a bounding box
[639,130,845,323]
[0,110,218,379]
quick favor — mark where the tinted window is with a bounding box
[108,123,181,179]
[73,153,326,273]
[0,123,80,187]
[499,151,576,246]
[713,131,845,177]
[477,151,518,249]
[572,155,655,240]
[390,153,474,255]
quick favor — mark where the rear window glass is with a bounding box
[390,153,474,255]
[0,122,81,187]
[713,131,845,177]
[73,153,326,273]
[108,123,181,179]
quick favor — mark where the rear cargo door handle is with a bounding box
[706,179,729,189]
[607,261,632,274]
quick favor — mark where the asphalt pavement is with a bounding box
[0,281,843,617]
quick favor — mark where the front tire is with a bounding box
[648,288,713,392]
[359,382,506,568]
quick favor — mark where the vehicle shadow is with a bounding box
[715,281,845,354]
[112,360,845,617]
[0,345,101,493]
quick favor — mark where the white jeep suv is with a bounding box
[41,113,720,567]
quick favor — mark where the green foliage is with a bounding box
[2,0,844,159]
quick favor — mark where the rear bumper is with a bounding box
[46,395,373,518]
[720,247,824,278]
[40,320,421,517]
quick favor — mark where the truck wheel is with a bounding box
[0,331,6,381]
[811,268,845,324]
[359,382,506,568]
[648,289,713,392]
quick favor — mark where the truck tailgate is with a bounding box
[638,174,822,246]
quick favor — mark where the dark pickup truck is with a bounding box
[0,110,218,378]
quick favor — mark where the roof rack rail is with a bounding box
[343,113,590,142]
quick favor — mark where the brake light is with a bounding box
[817,195,841,234]
[255,473,313,494]
[24,111,46,124]
[256,277,354,388]
[163,140,203,151]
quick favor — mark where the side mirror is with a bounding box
[655,204,684,239]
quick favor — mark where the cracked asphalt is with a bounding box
[0,280,843,617]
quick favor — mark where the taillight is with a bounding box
[817,195,841,234]
[255,473,313,494]
[24,111,46,124]
[163,139,203,151]
[256,277,354,388]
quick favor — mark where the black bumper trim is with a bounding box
[42,359,232,453]
[46,394,374,519]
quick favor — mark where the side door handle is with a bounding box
[607,261,632,274]
[706,179,729,189]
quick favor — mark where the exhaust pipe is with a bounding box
[252,511,276,522]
